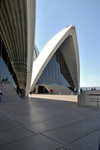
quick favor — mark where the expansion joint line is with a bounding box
[40,133,65,146]
[63,127,100,147]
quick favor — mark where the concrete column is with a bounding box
[25,0,36,96]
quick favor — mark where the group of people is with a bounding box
[0,90,2,102]
[2,78,8,81]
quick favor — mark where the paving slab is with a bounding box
[56,148,66,150]
[43,117,100,145]
[0,134,62,150]
[24,114,87,134]
[64,129,100,150]
[0,118,35,146]
[0,96,100,150]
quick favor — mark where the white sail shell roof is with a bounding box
[31,25,80,90]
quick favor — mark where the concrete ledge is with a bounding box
[78,90,100,107]
[29,94,77,102]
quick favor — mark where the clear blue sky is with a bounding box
[35,0,100,87]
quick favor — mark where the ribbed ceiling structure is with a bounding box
[59,36,78,88]
[0,0,36,95]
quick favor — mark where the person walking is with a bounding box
[0,90,2,102]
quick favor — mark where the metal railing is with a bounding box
[89,94,100,107]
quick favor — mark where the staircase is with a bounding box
[0,81,21,101]
[44,84,73,95]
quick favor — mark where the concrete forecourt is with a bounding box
[0,94,100,150]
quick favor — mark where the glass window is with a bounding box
[38,48,71,88]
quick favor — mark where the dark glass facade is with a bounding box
[38,48,71,87]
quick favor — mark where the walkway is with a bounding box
[0,95,100,150]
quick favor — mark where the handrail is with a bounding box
[89,94,100,96]
[89,97,100,107]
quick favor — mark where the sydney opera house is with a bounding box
[0,0,80,96]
